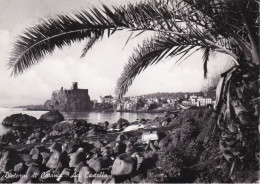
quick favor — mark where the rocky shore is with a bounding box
[0,109,258,183]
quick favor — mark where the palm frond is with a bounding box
[80,34,99,58]
[10,0,233,76]
[115,33,211,100]
[115,27,233,99]
[183,0,259,63]
[8,9,117,76]
[9,0,258,83]
[202,47,210,78]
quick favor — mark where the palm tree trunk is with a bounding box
[216,64,259,179]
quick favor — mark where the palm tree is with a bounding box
[8,0,259,178]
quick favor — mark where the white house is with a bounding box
[190,94,197,99]
[205,98,212,104]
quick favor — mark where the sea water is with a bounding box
[0,107,164,136]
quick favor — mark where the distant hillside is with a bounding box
[136,91,215,99]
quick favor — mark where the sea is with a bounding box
[0,107,164,136]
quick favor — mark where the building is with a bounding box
[98,95,114,104]
[44,82,92,111]
[104,95,114,103]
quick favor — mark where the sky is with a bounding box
[0,0,234,107]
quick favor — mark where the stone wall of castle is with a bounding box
[44,83,92,111]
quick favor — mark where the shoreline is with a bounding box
[0,109,258,183]
[15,107,181,114]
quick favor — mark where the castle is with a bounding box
[44,82,92,111]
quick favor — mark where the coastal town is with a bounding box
[21,82,216,112]
[93,93,216,112]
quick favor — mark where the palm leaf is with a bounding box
[115,33,214,100]
[8,11,116,76]
[183,0,259,63]
[80,34,99,58]
[115,26,233,99]
[10,0,234,76]
[201,47,210,78]
[8,1,176,75]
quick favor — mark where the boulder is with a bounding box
[133,154,144,170]
[28,131,43,141]
[41,152,51,165]
[2,114,22,126]
[115,118,130,130]
[154,140,159,147]
[62,139,83,154]
[116,133,128,141]
[75,161,85,173]
[30,146,46,160]
[78,166,93,183]
[52,119,90,134]
[94,140,104,149]
[57,168,71,182]
[46,151,61,169]
[0,131,19,144]
[39,110,64,123]
[0,150,21,172]
[14,162,26,173]
[49,142,62,152]
[90,148,100,155]
[15,163,41,183]
[113,142,126,154]
[69,150,84,168]
[31,152,42,161]
[107,123,117,130]
[129,137,138,143]
[30,147,40,155]
[26,138,38,144]
[54,161,64,175]
[101,155,113,168]
[162,121,168,127]
[88,125,106,135]
[52,120,74,131]
[20,154,32,164]
[2,113,37,127]
[26,163,41,179]
[102,148,114,157]
[99,121,109,129]
[88,157,103,173]
[101,146,107,153]
[41,135,49,142]
[49,130,60,136]
[107,141,116,148]
[126,145,136,154]
[111,153,136,176]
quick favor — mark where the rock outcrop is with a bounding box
[0,109,258,183]
[39,110,64,123]
[2,111,63,127]
[2,114,37,127]
[44,82,92,112]
[111,153,136,176]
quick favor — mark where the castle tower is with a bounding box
[72,82,78,90]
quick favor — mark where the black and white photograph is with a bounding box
[0,0,259,183]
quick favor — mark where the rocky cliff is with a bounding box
[44,83,92,111]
